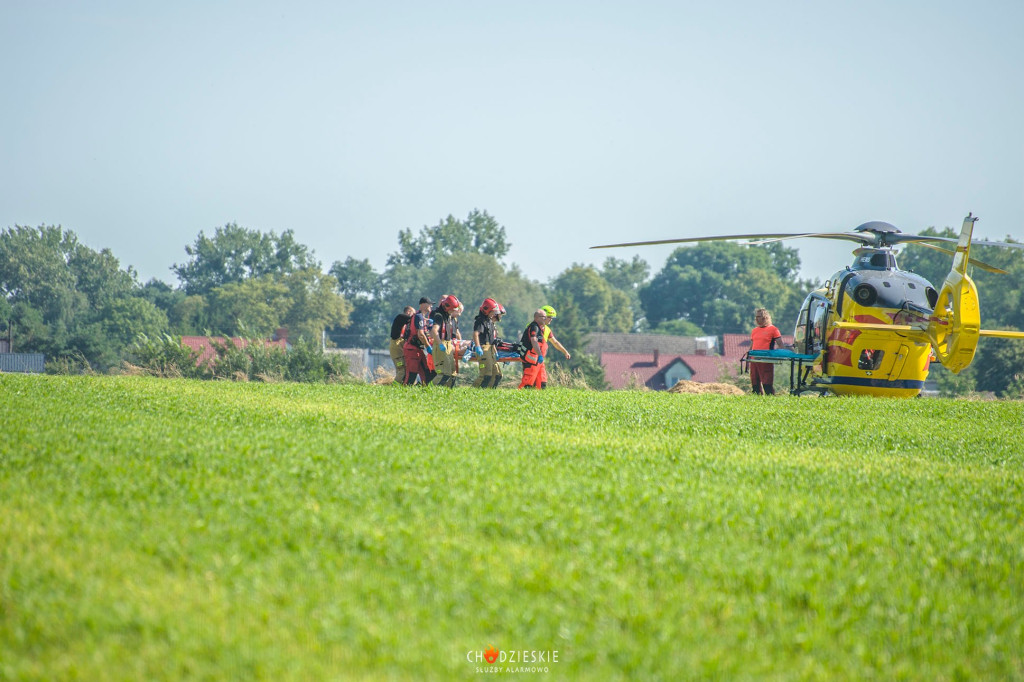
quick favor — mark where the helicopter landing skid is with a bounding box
[741,350,823,396]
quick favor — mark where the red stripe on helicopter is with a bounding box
[854,313,893,324]
[828,346,853,367]
[829,328,860,345]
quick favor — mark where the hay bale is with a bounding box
[372,366,396,385]
[668,380,746,396]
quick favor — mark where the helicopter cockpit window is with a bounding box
[858,349,884,371]
[794,306,808,349]
[808,298,830,353]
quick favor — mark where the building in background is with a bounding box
[181,328,289,368]
[0,322,45,373]
[591,332,794,391]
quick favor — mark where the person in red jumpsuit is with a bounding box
[518,309,548,389]
[402,297,435,385]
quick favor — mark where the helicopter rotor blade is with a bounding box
[971,239,1024,250]
[741,232,873,246]
[887,234,1024,250]
[908,241,1009,275]
[592,225,1024,252]
[590,233,809,249]
[591,232,872,250]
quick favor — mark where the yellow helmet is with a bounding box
[541,305,557,319]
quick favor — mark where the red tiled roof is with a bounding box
[600,352,667,389]
[181,336,288,366]
[678,354,738,383]
[599,351,740,390]
[722,333,795,361]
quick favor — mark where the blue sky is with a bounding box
[3,1,1023,287]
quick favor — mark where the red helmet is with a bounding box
[496,304,506,316]
[441,294,461,311]
[480,298,498,315]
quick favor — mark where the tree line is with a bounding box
[2,213,1022,394]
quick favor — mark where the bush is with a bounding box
[45,352,96,376]
[284,338,328,383]
[934,365,976,398]
[124,334,349,383]
[126,334,207,379]
[208,338,253,380]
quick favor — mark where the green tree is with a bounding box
[539,265,634,389]
[897,227,958,288]
[640,242,807,338]
[598,256,649,329]
[171,295,211,335]
[0,225,84,354]
[387,209,510,268]
[329,212,539,349]
[102,297,169,348]
[549,265,633,333]
[206,278,289,337]
[172,223,320,295]
[933,365,976,398]
[69,243,137,306]
[201,270,351,340]
[974,336,1024,398]
[386,252,544,343]
[139,278,187,320]
[650,318,705,336]
[331,257,382,301]
[326,257,385,348]
[279,269,352,342]
[0,225,144,368]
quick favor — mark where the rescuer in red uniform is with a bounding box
[402,297,434,385]
[518,309,548,389]
[472,298,501,388]
[537,305,570,389]
[429,294,461,387]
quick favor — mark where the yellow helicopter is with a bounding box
[593,213,1024,397]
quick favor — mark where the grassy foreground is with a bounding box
[1,375,1023,681]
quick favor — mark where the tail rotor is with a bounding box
[927,214,981,373]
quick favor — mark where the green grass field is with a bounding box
[2,375,1023,681]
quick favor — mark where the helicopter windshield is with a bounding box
[851,251,896,271]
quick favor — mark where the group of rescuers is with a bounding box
[389,296,784,394]
[388,295,571,389]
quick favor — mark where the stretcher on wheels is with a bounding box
[740,349,823,395]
